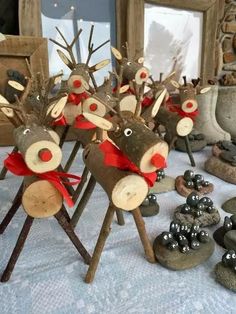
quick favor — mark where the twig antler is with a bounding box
[134,81,145,117]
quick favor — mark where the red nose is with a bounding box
[89,103,98,111]
[140,72,147,79]
[186,102,193,108]
[38,149,53,162]
[151,153,166,168]
[73,79,82,88]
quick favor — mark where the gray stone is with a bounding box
[205,156,236,185]
[150,176,175,194]
[224,230,236,250]
[215,262,236,292]
[213,227,227,248]
[174,205,221,227]
[175,137,207,152]
[140,203,159,217]
[222,197,236,214]
[153,235,215,270]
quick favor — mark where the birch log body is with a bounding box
[108,117,168,173]
[22,176,62,218]
[14,125,62,173]
[155,107,193,137]
[83,143,148,210]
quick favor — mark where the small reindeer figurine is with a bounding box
[0,74,91,282]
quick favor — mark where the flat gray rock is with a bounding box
[213,227,226,248]
[222,197,236,214]
[174,205,221,227]
[224,230,236,251]
[150,176,175,194]
[153,235,215,270]
[215,262,236,292]
[140,203,159,217]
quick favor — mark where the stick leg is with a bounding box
[132,207,156,263]
[57,164,75,196]
[0,146,18,180]
[59,125,70,148]
[184,135,196,167]
[85,204,115,283]
[1,215,34,282]
[64,141,81,173]
[72,166,90,203]
[115,209,125,226]
[0,183,23,234]
[54,208,91,265]
[71,175,96,228]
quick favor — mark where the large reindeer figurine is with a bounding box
[0,74,91,282]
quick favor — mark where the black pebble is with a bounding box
[186,192,200,207]
[183,170,195,181]
[224,216,233,232]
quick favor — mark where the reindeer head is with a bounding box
[83,84,169,173]
[0,72,68,173]
[51,25,110,94]
[111,46,149,85]
[170,76,211,113]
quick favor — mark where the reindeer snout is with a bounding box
[151,153,166,169]
[73,79,82,88]
[89,103,98,111]
[38,148,53,162]
[140,72,147,79]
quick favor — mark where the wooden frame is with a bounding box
[0,35,48,145]
[116,0,219,84]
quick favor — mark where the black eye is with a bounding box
[127,61,132,66]
[124,128,132,137]
[23,128,30,135]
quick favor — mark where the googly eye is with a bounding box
[106,95,111,100]
[127,61,132,66]
[164,235,168,240]
[168,234,172,239]
[124,128,132,137]
[226,254,231,259]
[36,95,40,100]
[23,128,30,135]
[232,253,236,258]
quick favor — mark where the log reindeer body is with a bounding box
[0,73,91,282]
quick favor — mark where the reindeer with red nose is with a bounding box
[0,74,91,282]
[72,67,169,282]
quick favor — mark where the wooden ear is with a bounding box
[50,95,68,118]
[151,89,167,118]
[54,71,63,85]
[119,85,130,93]
[83,112,116,131]
[8,80,25,91]
[57,49,74,70]
[199,86,211,94]
[163,71,176,84]
[0,94,14,117]
[111,47,122,60]
[119,95,137,113]
[170,80,180,89]
[90,59,110,72]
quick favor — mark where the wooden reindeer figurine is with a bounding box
[0,75,91,282]
[75,81,169,283]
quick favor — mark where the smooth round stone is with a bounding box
[175,175,214,198]
[174,205,221,227]
[175,137,207,152]
[215,262,236,292]
[213,226,227,248]
[140,203,160,217]
[222,197,236,214]
[153,235,215,270]
[205,156,236,185]
[224,230,236,251]
[150,176,175,194]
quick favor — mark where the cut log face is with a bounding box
[108,118,168,173]
[22,179,62,218]
[123,60,149,85]
[179,85,198,113]
[14,125,62,173]
[50,95,68,118]
[83,97,107,117]
[64,103,82,125]
[176,117,193,136]
[83,143,148,210]
[181,99,198,113]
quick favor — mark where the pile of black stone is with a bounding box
[184,170,210,191]
[214,214,236,250]
[180,192,216,218]
[156,168,165,182]
[222,250,236,272]
[159,221,210,253]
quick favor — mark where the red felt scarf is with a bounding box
[4,153,81,207]
[74,114,97,129]
[99,140,163,187]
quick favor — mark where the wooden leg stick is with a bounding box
[63,141,81,173]
[72,166,90,203]
[132,207,156,263]
[61,205,71,222]
[0,146,18,180]
[57,164,75,196]
[85,204,115,283]
[59,125,70,148]
[1,215,34,282]
[71,175,96,228]
[54,209,91,265]
[0,183,23,234]
[184,135,196,167]
[115,209,125,226]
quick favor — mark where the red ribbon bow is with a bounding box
[68,92,89,105]
[52,114,67,126]
[4,153,81,207]
[166,97,199,120]
[99,140,162,187]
